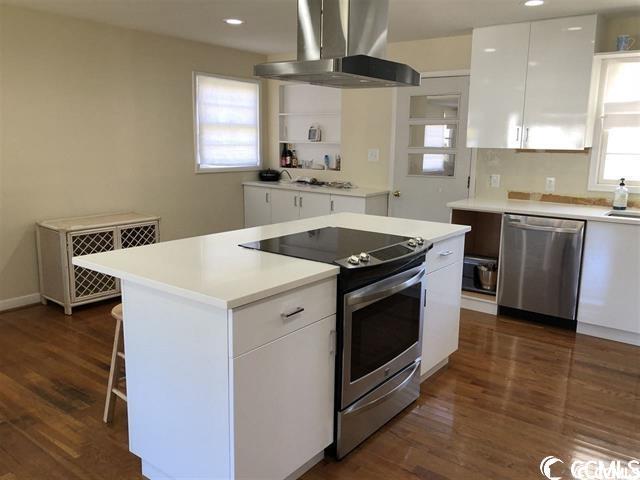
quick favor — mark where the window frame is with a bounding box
[588,54,640,194]
[192,71,262,174]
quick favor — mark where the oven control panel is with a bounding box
[336,237,431,269]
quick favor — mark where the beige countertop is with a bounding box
[448,198,640,225]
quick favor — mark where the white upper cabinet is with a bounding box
[523,16,598,150]
[467,22,531,149]
[467,15,598,150]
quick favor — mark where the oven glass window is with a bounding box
[350,283,421,382]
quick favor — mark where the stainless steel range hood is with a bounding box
[254,0,420,88]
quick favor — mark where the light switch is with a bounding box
[490,174,500,188]
[545,177,556,193]
[367,149,379,163]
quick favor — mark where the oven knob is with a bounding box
[358,252,370,262]
[415,236,425,246]
[347,255,360,265]
[408,239,417,248]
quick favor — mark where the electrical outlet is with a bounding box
[367,148,379,163]
[545,177,556,192]
[490,174,501,188]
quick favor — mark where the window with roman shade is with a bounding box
[194,73,261,172]
[589,56,640,190]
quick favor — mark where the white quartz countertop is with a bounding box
[73,213,469,309]
[448,198,640,225]
[243,181,389,198]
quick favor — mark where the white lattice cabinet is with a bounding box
[36,212,160,314]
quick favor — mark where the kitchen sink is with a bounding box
[605,210,640,219]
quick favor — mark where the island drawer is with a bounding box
[426,235,464,273]
[230,277,337,357]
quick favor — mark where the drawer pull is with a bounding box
[281,307,305,319]
[439,250,454,257]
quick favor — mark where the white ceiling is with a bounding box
[3,0,639,55]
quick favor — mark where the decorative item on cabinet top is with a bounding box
[36,212,160,315]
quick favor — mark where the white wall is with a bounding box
[0,5,266,304]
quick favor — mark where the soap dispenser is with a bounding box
[613,178,629,210]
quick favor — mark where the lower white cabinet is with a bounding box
[300,191,332,219]
[578,222,640,344]
[243,186,272,227]
[270,189,300,223]
[232,315,336,479]
[421,237,465,377]
[244,184,388,227]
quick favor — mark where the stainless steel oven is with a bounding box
[239,226,431,460]
[337,263,425,458]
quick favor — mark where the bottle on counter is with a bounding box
[335,154,341,171]
[285,144,293,168]
[291,150,298,168]
[613,178,629,210]
[280,143,287,168]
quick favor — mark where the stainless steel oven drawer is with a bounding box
[336,359,420,459]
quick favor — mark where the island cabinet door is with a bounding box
[421,259,464,377]
[231,315,336,480]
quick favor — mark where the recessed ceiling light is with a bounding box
[524,0,544,5]
[223,18,244,25]
[567,26,583,31]
[484,48,497,53]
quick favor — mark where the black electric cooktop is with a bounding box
[240,227,411,266]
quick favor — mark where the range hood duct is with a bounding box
[254,0,420,88]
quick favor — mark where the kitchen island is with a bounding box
[74,213,469,480]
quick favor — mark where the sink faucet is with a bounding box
[280,169,293,180]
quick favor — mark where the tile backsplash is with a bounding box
[474,149,639,203]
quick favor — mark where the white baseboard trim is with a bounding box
[0,293,41,312]
[577,323,640,347]
[461,295,498,315]
[421,358,449,382]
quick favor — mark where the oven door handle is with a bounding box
[347,267,425,307]
[343,360,420,416]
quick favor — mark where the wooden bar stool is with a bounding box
[104,303,127,423]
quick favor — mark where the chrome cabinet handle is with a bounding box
[299,195,303,208]
[330,200,335,212]
[294,196,297,207]
[265,192,270,203]
[516,127,520,142]
[525,127,530,146]
[439,250,453,257]
[281,307,304,319]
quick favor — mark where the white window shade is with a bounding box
[589,56,640,189]
[194,73,260,171]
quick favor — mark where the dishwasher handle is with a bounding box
[504,214,584,235]
[508,222,583,234]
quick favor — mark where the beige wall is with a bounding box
[0,5,266,302]
[265,35,473,187]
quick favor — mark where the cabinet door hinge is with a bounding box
[467,176,471,189]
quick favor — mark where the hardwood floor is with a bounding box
[0,301,638,480]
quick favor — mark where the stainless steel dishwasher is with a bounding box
[498,214,585,325]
